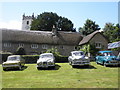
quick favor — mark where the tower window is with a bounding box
[27,21,29,25]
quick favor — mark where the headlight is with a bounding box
[38,62,42,65]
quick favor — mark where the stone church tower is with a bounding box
[22,13,34,30]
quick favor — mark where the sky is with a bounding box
[0,1,119,31]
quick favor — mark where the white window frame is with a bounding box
[19,43,24,47]
[31,44,38,49]
[4,43,11,47]
[95,42,102,48]
[42,44,48,49]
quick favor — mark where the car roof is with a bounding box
[71,51,83,54]
[99,51,112,53]
[8,55,21,57]
[40,53,53,56]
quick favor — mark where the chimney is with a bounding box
[52,25,57,36]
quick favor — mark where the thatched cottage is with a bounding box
[79,31,108,50]
[1,27,83,56]
[1,26,108,56]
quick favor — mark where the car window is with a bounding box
[41,55,53,58]
[103,52,114,56]
[8,56,19,61]
[73,52,84,56]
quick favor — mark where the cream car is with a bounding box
[2,55,25,71]
[68,51,90,68]
[37,53,55,69]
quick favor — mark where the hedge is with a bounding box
[55,55,68,63]
[1,54,68,64]
[22,55,39,64]
[1,53,12,63]
[22,55,68,63]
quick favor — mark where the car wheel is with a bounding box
[37,67,40,70]
[72,65,76,68]
[96,60,99,64]
[103,61,107,67]
[69,61,72,65]
[19,65,22,70]
[104,63,107,67]
[3,68,7,71]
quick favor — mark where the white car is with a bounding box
[2,55,25,71]
[37,53,55,69]
[68,51,90,68]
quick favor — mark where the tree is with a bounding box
[103,23,120,42]
[15,47,26,55]
[79,19,100,36]
[31,12,75,32]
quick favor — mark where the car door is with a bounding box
[97,53,104,64]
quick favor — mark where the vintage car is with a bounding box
[37,53,55,69]
[96,51,120,66]
[68,51,90,68]
[2,55,25,71]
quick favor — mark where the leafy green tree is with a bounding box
[103,23,120,42]
[31,12,75,32]
[15,47,26,55]
[79,19,100,36]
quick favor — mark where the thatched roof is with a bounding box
[79,31,106,45]
[1,29,83,45]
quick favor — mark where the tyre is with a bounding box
[96,61,99,64]
[3,68,7,71]
[18,65,22,70]
[72,65,76,68]
[37,67,40,70]
[103,61,107,67]
[69,61,72,65]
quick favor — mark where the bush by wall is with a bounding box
[1,53,12,62]
[55,55,68,63]
[45,48,68,63]
[22,55,39,64]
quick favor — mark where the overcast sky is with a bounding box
[0,1,119,31]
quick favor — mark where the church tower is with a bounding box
[22,13,34,30]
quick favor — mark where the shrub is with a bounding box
[22,55,39,64]
[46,48,68,63]
[15,47,26,55]
[1,53,12,62]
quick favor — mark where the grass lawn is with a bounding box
[2,62,119,88]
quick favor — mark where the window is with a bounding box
[27,21,29,25]
[19,43,24,47]
[42,45,48,49]
[74,46,78,50]
[4,43,11,47]
[31,44,38,49]
[95,42,102,48]
[60,46,64,49]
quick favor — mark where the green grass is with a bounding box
[2,62,119,88]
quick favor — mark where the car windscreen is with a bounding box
[73,52,84,56]
[103,52,114,56]
[7,56,19,61]
[41,55,53,58]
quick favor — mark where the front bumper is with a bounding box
[105,61,120,66]
[72,61,90,66]
[37,62,55,68]
[2,64,20,69]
